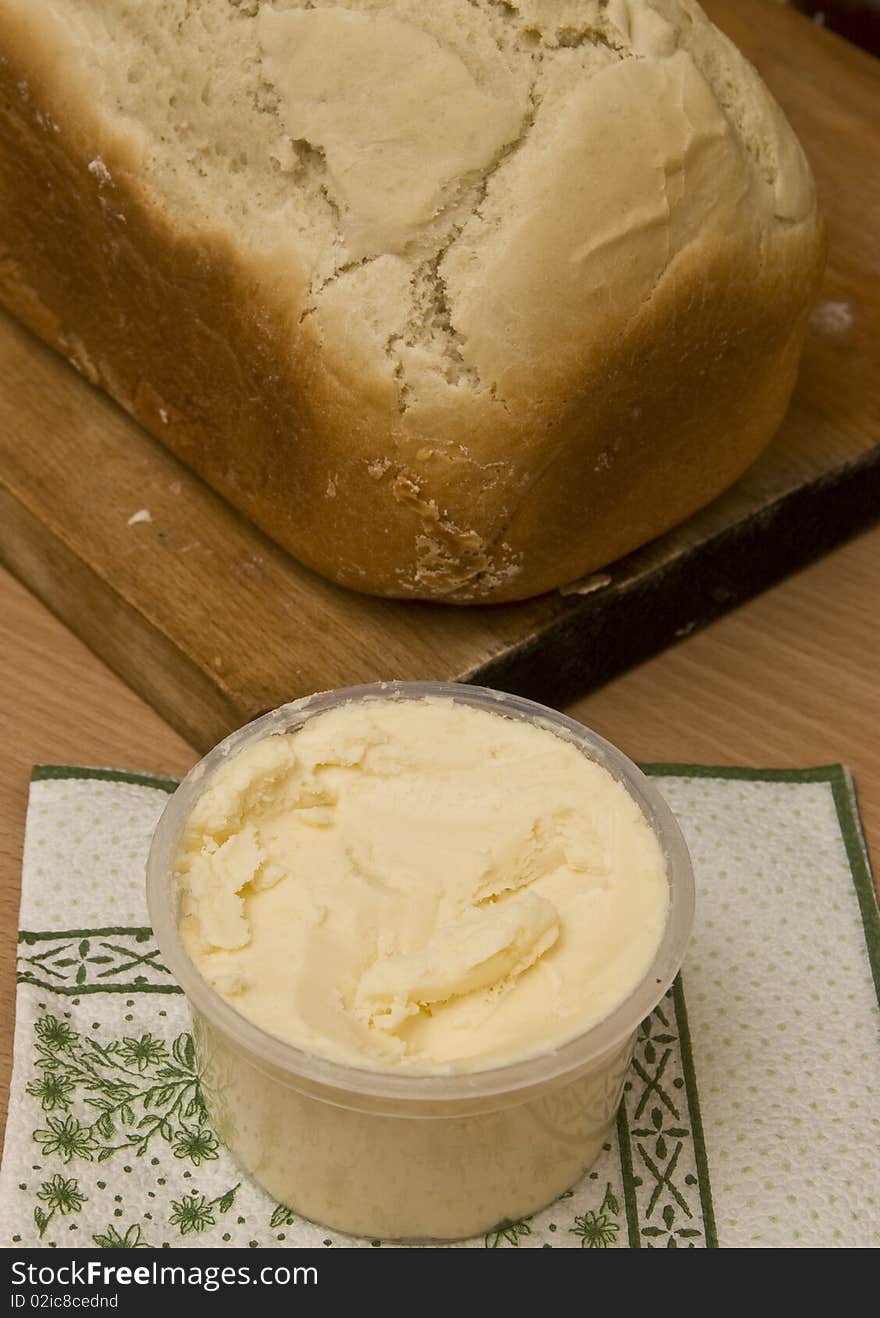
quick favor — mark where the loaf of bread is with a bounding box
[0,0,823,603]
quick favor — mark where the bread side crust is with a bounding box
[0,4,824,603]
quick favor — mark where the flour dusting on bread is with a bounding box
[0,1,823,601]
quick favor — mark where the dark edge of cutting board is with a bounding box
[3,436,878,754]
[467,447,880,708]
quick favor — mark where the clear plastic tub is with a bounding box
[146,681,694,1241]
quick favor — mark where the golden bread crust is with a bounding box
[0,1,824,602]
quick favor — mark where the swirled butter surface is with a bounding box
[176,698,668,1073]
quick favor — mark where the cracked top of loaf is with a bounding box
[0,0,824,601]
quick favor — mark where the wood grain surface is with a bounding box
[1,0,878,751]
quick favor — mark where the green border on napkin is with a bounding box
[643,763,880,1005]
[17,761,878,1251]
[31,765,178,793]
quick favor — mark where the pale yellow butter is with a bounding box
[176,698,669,1074]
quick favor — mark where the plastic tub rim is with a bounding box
[146,680,695,1109]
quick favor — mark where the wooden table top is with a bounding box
[2,526,879,1146]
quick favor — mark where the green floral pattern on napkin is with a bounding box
[1,764,878,1248]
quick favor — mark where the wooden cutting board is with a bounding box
[1,0,878,753]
